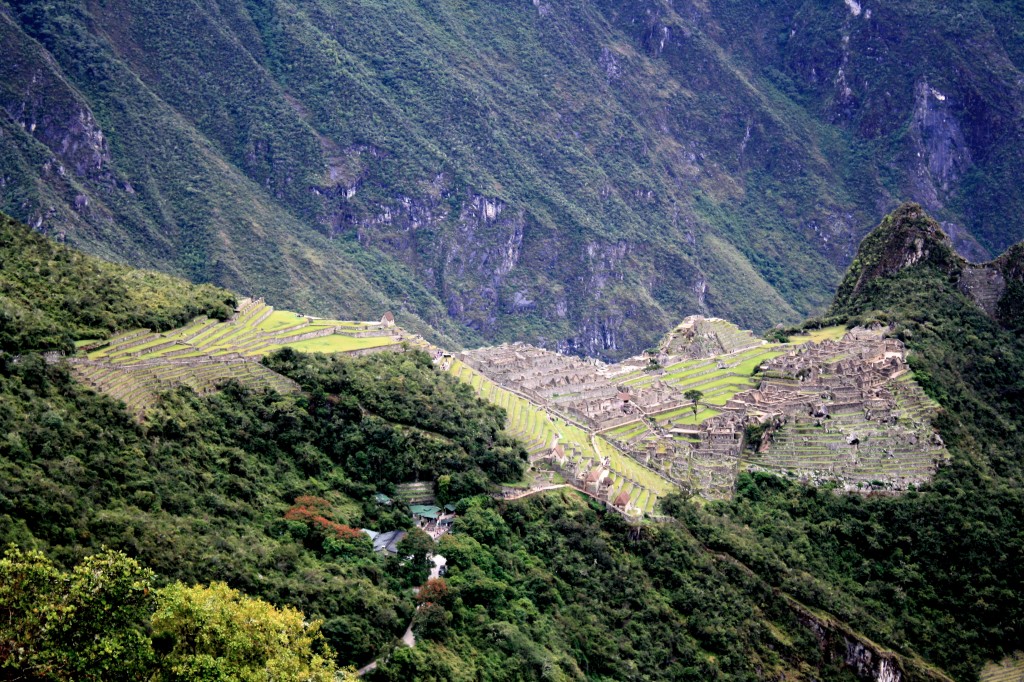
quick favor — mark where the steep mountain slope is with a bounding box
[700,205,1024,680]
[711,0,1024,261]
[5,0,1024,358]
[0,3,471,350]
[0,212,235,352]
[0,211,961,682]
[4,199,1024,681]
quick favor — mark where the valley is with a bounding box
[7,1,1024,359]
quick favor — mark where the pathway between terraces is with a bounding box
[496,484,568,501]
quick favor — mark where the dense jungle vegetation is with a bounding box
[1,208,1023,681]
[0,213,235,353]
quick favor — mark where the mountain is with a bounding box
[2,204,1024,680]
[5,0,1024,358]
[0,211,938,681]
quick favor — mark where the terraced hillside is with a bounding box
[619,345,784,431]
[745,374,946,491]
[981,654,1024,682]
[660,316,766,358]
[68,298,407,416]
[452,319,944,501]
[447,358,674,517]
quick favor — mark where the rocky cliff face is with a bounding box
[790,599,952,682]
[3,0,1024,357]
[832,203,1024,333]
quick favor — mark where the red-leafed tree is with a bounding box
[283,496,369,557]
[416,577,450,607]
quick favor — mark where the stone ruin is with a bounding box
[660,315,764,358]
[458,343,684,431]
[645,327,948,497]
[459,324,948,500]
[535,449,646,516]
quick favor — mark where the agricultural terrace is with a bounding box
[610,345,782,444]
[785,325,847,345]
[68,298,404,417]
[448,359,675,516]
[980,653,1024,682]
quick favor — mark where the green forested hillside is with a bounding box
[0,213,236,352]
[2,207,1024,681]
[695,206,1024,680]
[5,0,1024,357]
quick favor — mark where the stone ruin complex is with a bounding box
[660,315,764,358]
[731,327,948,493]
[638,328,946,497]
[458,343,685,431]
[460,320,948,501]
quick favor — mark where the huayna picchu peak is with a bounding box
[832,201,1024,331]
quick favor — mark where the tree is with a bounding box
[392,527,435,587]
[683,389,704,421]
[150,581,349,682]
[0,547,156,682]
[283,496,369,558]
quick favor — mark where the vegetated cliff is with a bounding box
[3,0,1024,358]
[787,598,952,682]
[831,202,1024,331]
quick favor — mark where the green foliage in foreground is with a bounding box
[0,346,523,666]
[0,214,235,353]
[151,581,345,682]
[0,547,351,682]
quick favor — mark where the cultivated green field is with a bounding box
[262,335,396,354]
[70,299,402,416]
[787,325,847,344]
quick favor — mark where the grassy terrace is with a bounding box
[70,299,400,417]
[624,345,782,394]
[786,325,847,344]
[448,360,676,515]
[612,345,784,438]
[449,360,558,454]
[82,299,395,364]
[260,310,308,331]
[980,654,1024,682]
[261,335,396,354]
[652,406,722,425]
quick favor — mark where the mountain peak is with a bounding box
[830,202,1024,332]
[831,202,960,313]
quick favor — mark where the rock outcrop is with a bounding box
[789,599,953,682]
[833,203,1024,329]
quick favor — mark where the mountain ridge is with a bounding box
[7,0,1024,358]
[831,201,1024,331]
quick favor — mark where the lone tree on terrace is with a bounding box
[684,389,704,421]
